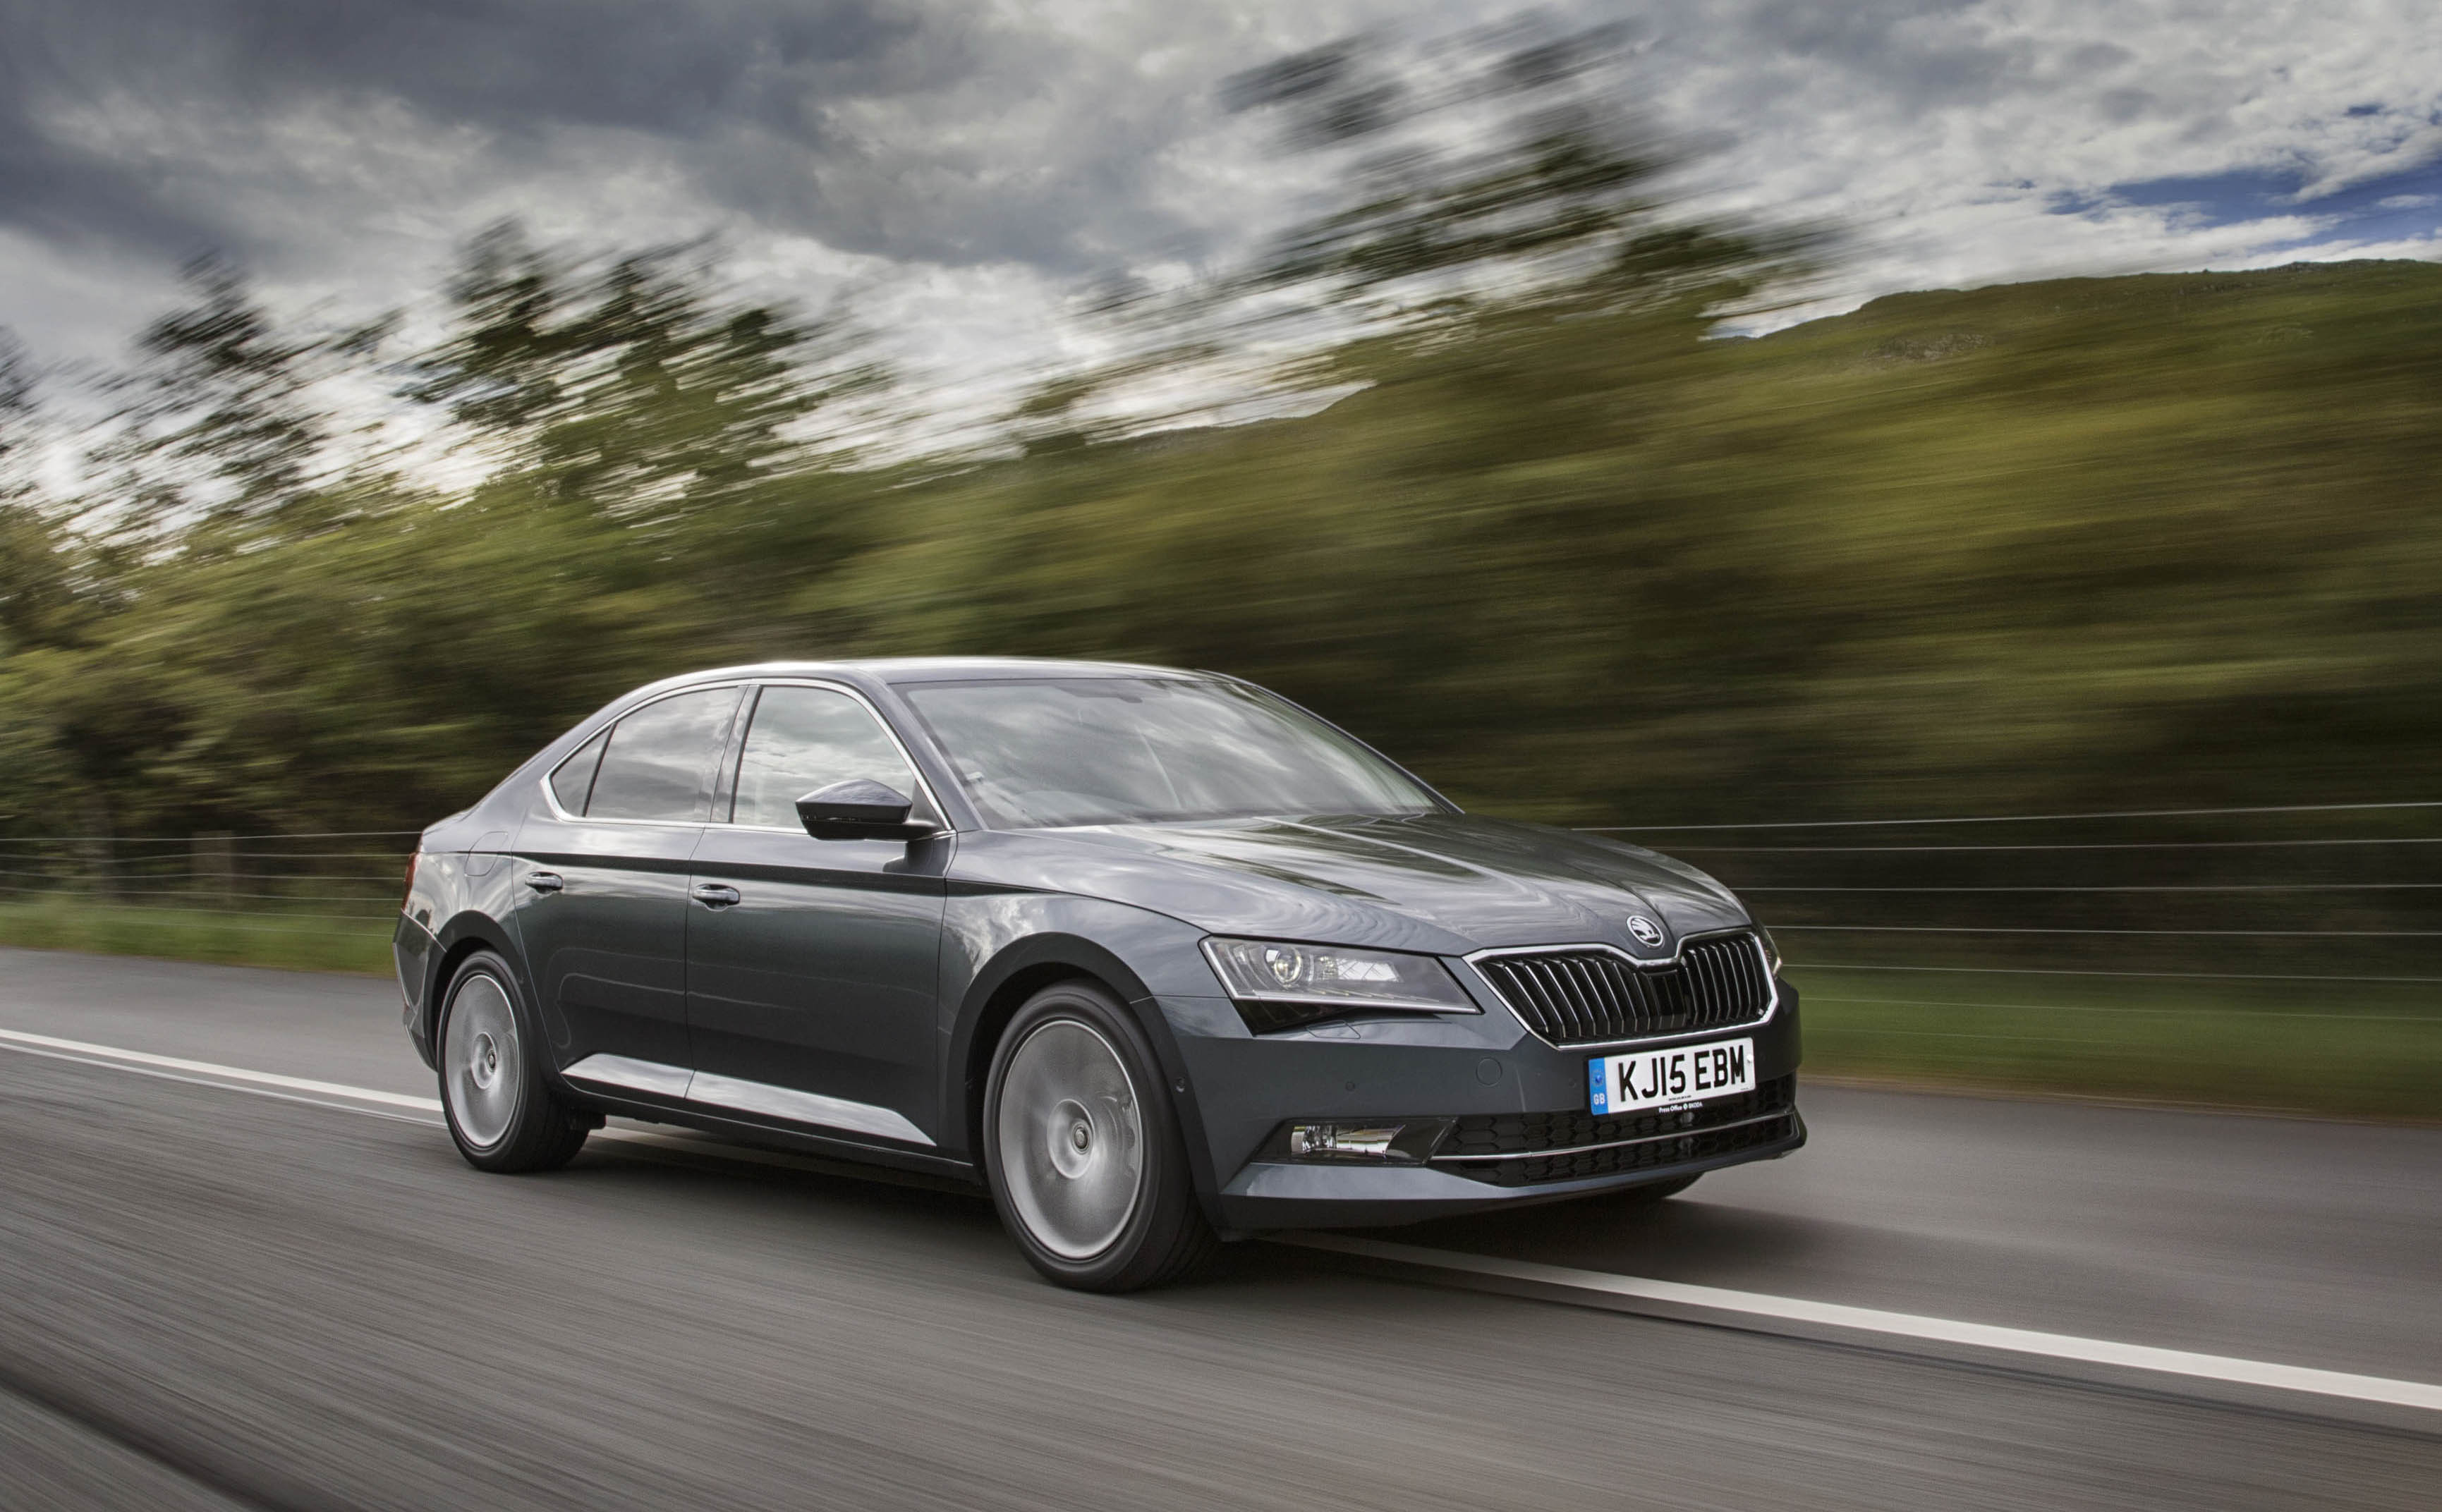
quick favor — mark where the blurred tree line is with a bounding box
[3,25,2441,843]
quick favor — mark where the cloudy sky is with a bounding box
[4,0,2438,389]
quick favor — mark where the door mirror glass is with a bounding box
[796,779,931,841]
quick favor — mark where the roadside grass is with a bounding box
[0,898,395,977]
[1790,967,2441,1121]
[2,904,2434,1121]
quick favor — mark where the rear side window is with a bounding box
[548,728,609,814]
[583,687,740,822]
[730,685,920,828]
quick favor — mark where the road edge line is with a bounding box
[1275,1233,2442,1415]
[0,1027,440,1112]
[13,1023,2436,1419]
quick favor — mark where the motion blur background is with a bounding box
[1,4,2436,1118]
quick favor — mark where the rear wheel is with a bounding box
[983,982,1219,1291]
[438,951,592,1173]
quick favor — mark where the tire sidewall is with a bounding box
[983,983,1196,1290]
[437,950,555,1170]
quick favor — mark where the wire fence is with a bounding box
[0,831,420,938]
[0,803,2436,994]
[1586,800,2442,1006]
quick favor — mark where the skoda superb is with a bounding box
[395,659,1803,1290]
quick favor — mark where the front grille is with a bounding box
[1473,933,1773,1047]
[1436,1075,1799,1187]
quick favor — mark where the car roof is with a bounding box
[652,656,1205,688]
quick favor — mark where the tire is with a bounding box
[1612,1172,1701,1205]
[437,951,593,1173]
[982,981,1220,1292]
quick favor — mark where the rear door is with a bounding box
[511,684,743,1099]
[684,681,951,1147]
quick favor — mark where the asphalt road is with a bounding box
[1,946,2435,1510]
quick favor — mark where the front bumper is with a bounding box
[1155,974,1804,1232]
[1220,1109,1805,1228]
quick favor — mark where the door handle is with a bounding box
[691,883,742,909]
[524,872,565,894]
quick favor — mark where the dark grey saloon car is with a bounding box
[395,659,1803,1289]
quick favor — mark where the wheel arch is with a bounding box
[414,913,527,1071]
[947,932,1225,1220]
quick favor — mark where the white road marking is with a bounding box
[0,1038,443,1124]
[7,1024,2438,1415]
[0,1027,441,1111]
[1280,1233,2442,1413]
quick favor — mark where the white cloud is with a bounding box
[0,0,2434,411]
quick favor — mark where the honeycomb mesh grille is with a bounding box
[1438,1076,1799,1187]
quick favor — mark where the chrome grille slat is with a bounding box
[1560,957,1608,1036]
[1521,961,1574,1040]
[1475,933,1774,1047]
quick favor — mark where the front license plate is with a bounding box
[1588,1038,1756,1116]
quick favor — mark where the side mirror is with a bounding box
[796,779,937,841]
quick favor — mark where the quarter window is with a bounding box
[548,727,609,814]
[583,687,740,822]
[731,685,920,828]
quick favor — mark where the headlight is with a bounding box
[1756,926,1782,975]
[1201,937,1477,1032]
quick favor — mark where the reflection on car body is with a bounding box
[396,659,1803,1290]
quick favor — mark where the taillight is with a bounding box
[401,851,420,915]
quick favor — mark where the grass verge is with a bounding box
[0,898,396,977]
[1790,967,2441,1122]
[1,906,2432,1121]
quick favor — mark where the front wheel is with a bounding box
[983,982,1218,1291]
[438,951,592,1173]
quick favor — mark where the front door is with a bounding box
[684,682,951,1147]
[511,683,741,1099]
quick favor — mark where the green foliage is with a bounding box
[862,259,2442,831]
[0,900,393,976]
[6,252,2441,842]
[411,224,884,533]
[1792,968,2442,1121]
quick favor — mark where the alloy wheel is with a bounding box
[443,972,523,1150]
[995,1018,1145,1260]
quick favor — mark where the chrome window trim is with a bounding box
[713,677,953,835]
[535,682,747,827]
[1459,927,1781,1051]
[1428,1106,1797,1164]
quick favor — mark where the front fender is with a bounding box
[938,888,1239,1216]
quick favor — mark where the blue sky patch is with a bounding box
[2051,152,2442,250]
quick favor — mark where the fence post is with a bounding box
[76,798,112,898]
[193,831,236,906]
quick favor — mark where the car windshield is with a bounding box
[899,677,1442,828]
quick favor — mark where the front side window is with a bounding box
[730,685,921,828]
[899,677,1440,829]
[583,686,740,822]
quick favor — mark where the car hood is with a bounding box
[956,812,1752,956]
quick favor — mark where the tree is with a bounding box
[409,224,885,534]
[83,255,383,551]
